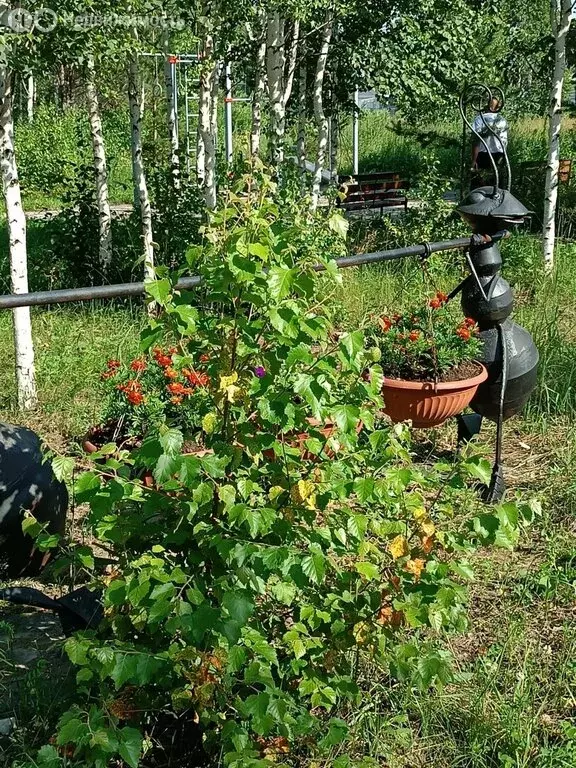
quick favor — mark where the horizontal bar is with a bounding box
[0,237,471,310]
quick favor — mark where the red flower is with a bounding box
[107,360,121,370]
[429,298,442,310]
[409,331,420,342]
[378,317,392,332]
[153,348,173,368]
[200,354,210,363]
[164,367,179,380]
[183,369,210,387]
[118,380,142,394]
[167,382,194,397]
[465,317,477,328]
[126,391,144,406]
[436,292,448,304]
[130,359,147,373]
[457,327,471,341]
[170,396,183,406]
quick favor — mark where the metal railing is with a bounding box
[0,237,472,310]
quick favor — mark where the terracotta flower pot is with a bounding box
[382,364,488,428]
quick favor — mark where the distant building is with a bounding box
[358,90,396,114]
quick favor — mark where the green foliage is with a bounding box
[31,171,532,768]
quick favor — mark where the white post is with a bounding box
[224,61,233,165]
[542,0,572,272]
[352,89,359,177]
[0,66,38,410]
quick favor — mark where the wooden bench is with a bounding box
[337,172,410,215]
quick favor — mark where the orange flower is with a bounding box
[170,396,183,406]
[429,298,442,309]
[437,291,448,304]
[409,330,420,342]
[200,353,210,363]
[167,382,194,397]
[457,327,471,341]
[164,367,179,380]
[118,379,142,394]
[126,391,144,406]
[465,317,477,328]
[183,369,210,387]
[153,348,173,368]
[378,316,392,332]
[107,360,121,370]
[130,358,146,373]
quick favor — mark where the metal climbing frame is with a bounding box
[140,52,251,174]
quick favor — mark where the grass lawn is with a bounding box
[1,227,576,766]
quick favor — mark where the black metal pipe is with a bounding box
[0,237,472,310]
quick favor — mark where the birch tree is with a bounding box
[250,21,267,159]
[311,11,334,211]
[266,12,300,165]
[0,66,37,409]
[128,54,155,290]
[542,0,573,271]
[198,31,219,209]
[86,58,113,271]
[163,33,181,192]
[26,72,35,122]
[296,44,308,177]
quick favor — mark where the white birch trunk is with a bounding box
[26,73,34,123]
[0,67,37,410]
[198,34,218,209]
[266,11,286,165]
[250,34,266,159]
[330,111,339,183]
[163,33,180,191]
[128,55,155,294]
[86,59,112,271]
[311,13,334,212]
[542,0,572,271]
[296,53,307,174]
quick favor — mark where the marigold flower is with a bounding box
[437,291,448,304]
[378,316,392,332]
[164,367,179,380]
[465,317,477,328]
[118,379,142,394]
[183,369,210,387]
[429,298,442,310]
[126,391,144,406]
[170,396,183,406]
[200,353,210,363]
[153,348,173,368]
[409,331,420,342]
[167,382,190,396]
[457,327,471,341]
[107,360,121,370]
[130,358,146,373]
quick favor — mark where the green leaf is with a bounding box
[36,745,61,768]
[118,727,143,768]
[223,591,255,625]
[355,562,380,580]
[218,484,237,508]
[145,278,171,306]
[52,456,74,483]
[268,266,295,301]
[319,718,349,749]
[159,428,183,457]
[332,405,361,433]
[57,717,87,746]
[328,212,349,239]
[154,454,180,485]
[302,552,326,584]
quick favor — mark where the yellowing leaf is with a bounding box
[389,535,409,560]
[291,480,316,505]
[218,372,242,403]
[268,486,285,502]
[413,507,428,521]
[420,520,436,537]
[405,558,426,581]
[353,621,370,645]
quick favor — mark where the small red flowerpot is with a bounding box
[382,364,488,428]
[265,418,363,462]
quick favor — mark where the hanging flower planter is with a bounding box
[382,362,488,428]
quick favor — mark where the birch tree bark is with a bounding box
[266,14,300,166]
[542,0,572,271]
[26,72,34,123]
[311,12,334,212]
[198,33,219,209]
[250,32,267,158]
[163,33,180,191]
[86,58,112,272]
[296,50,307,176]
[128,55,155,292]
[0,67,37,410]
